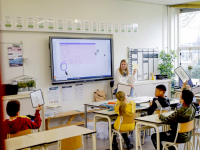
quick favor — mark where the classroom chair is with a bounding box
[7,129,32,138]
[162,120,194,150]
[110,81,115,99]
[111,113,139,150]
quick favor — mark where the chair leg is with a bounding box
[142,130,145,145]
[189,141,194,150]
[118,133,123,150]
[196,135,200,150]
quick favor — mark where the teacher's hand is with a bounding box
[128,84,134,89]
[133,69,137,75]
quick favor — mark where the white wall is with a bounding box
[0,0,167,128]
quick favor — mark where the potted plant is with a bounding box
[158,50,177,98]
[27,80,36,91]
[22,82,28,91]
[18,82,24,92]
[188,65,193,76]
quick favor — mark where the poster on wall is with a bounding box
[36,16,46,31]
[75,84,84,101]
[107,23,113,34]
[66,19,74,32]
[133,23,139,33]
[26,16,35,30]
[114,23,119,34]
[83,20,90,33]
[91,21,98,33]
[62,85,73,103]
[14,16,25,30]
[127,24,133,34]
[3,15,13,30]
[120,23,126,34]
[48,86,60,105]
[56,18,64,32]
[75,19,82,32]
[99,22,105,33]
[7,46,23,67]
[46,18,55,31]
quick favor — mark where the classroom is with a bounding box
[1,0,200,150]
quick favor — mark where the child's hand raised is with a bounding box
[36,104,42,111]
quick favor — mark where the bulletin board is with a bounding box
[128,48,159,80]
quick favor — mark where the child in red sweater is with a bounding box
[3,100,42,139]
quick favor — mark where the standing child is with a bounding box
[3,100,42,139]
[111,91,136,150]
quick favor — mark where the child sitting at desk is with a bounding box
[3,100,42,139]
[148,84,170,115]
[151,90,196,150]
[111,91,136,150]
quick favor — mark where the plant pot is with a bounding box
[28,87,36,91]
[23,87,28,91]
[18,88,23,92]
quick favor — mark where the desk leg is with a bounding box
[91,133,97,150]
[135,122,139,150]
[94,114,112,150]
[155,126,160,150]
[85,105,88,128]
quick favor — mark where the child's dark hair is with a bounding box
[6,100,20,117]
[156,84,166,92]
[182,90,194,105]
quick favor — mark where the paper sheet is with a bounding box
[132,64,139,70]
[48,87,60,104]
[75,84,84,101]
[117,84,131,96]
[30,90,45,108]
[174,66,190,83]
[7,46,23,67]
[62,85,73,103]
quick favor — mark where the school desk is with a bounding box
[5,125,96,150]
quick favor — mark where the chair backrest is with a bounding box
[172,120,194,144]
[7,129,32,139]
[110,81,114,88]
[178,120,194,133]
[60,135,82,150]
[155,109,168,114]
[121,113,137,124]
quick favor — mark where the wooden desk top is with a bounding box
[27,125,96,143]
[135,111,174,124]
[5,135,44,150]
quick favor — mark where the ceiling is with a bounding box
[127,0,200,5]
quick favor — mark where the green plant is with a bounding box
[188,66,193,70]
[27,80,36,87]
[158,50,177,79]
[18,82,23,88]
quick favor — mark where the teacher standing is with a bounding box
[114,59,137,97]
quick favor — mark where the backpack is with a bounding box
[94,90,106,102]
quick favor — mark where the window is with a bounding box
[180,10,200,47]
[179,10,200,84]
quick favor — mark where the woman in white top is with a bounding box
[114,59,137,97]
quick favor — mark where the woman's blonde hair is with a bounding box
[115,91,126,116]
[119,59,129,76]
